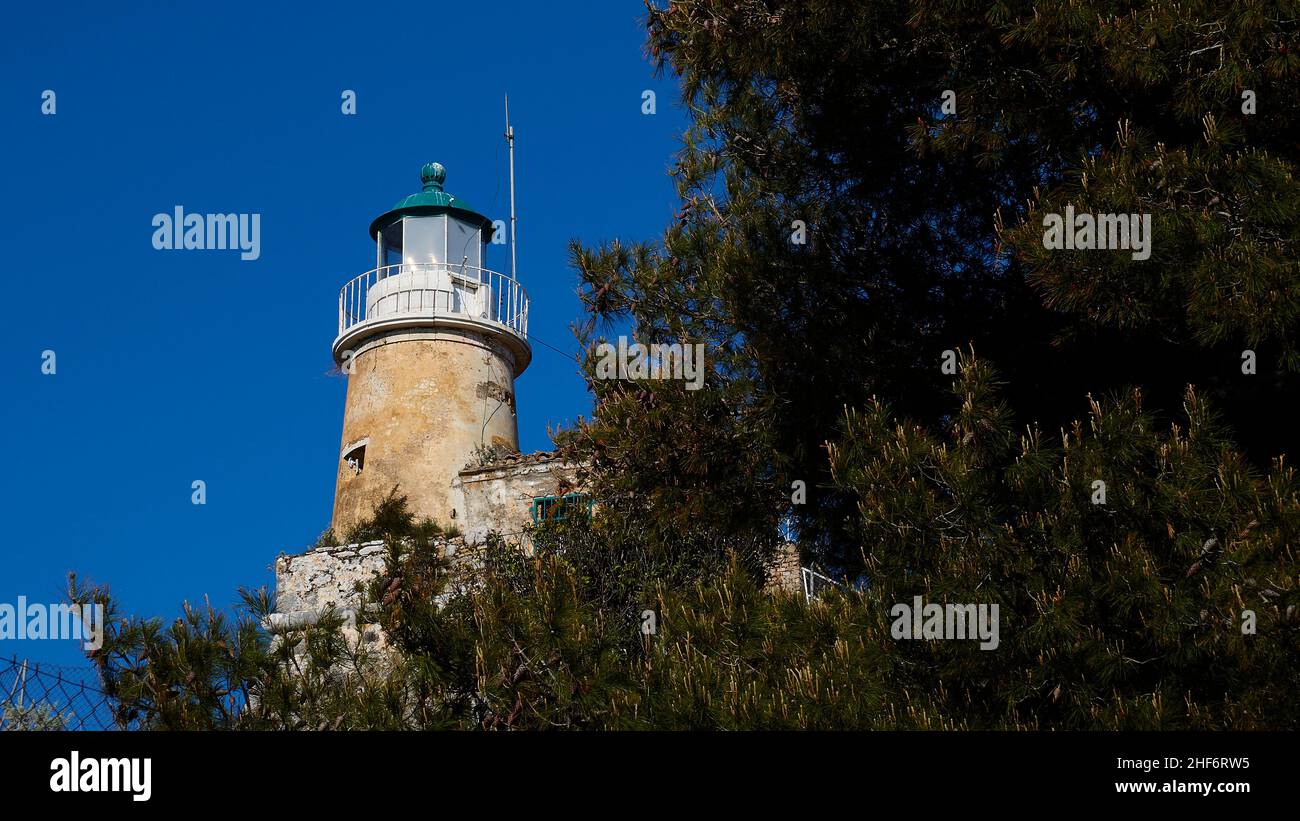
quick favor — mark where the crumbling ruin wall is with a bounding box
[763,542,804,596]
[452,452,585,550]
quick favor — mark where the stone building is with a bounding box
[272,162,802,639]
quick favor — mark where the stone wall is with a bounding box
[270,536,496,629]
[270,536,488,665]
[271,540,391,632]
[763,542,804,596]
[273,535,805,638]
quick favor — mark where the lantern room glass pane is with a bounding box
[403,216,445,266]
[380,222,403,270]
[448,217,481,274]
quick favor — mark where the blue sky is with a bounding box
[0,1,686,667]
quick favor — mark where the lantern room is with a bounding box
[370,162,492,274]
[332,162,530,378]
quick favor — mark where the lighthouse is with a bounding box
[272,162,799,639]
[329,162,531,534]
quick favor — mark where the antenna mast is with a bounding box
[504,95,518,282]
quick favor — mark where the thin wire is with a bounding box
[526,332,581,364]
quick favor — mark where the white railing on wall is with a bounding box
[337,263,529,340]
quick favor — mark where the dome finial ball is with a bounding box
[421,162,446,191]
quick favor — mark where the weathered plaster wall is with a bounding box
[331,328,520,534]
[452,453,585,549]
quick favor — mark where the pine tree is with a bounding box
[568,0,1300,573]
[826,352,1299,728]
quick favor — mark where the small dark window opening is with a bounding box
[343,443,366,476]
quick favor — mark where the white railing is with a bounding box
[801,566,843,603]
[337,263,529,340]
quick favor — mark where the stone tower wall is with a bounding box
[331,327,520,534]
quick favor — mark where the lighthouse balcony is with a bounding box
[333,262,530,369]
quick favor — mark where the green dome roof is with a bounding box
[369,162,493,238]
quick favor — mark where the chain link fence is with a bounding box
[0,657,121,731]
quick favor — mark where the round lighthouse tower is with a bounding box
[330,162,530,534]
